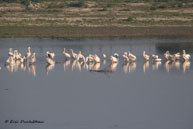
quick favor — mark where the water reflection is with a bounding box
[46,64,55,75]
[152,61,162,70]
[29,64,36,77]
[4,59,193,75]
[109,63,118,72]
[143,61,150,73]
[183,61,190,73]
[63,60,71,71]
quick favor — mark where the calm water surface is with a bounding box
[0,38,193,129]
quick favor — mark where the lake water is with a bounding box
[0,38,193,129]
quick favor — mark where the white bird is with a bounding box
[63,48,71,59]
[30,52,36,64]
[122,52,129,62]
[143,51,150,61]
[164,51,170,60]
[26,47,31,59]
[70,49,77,60]
[182,50,191,61]
[128,51,136,62]
[46,57,55,65]
[174,52,180,60]
[8,48,14,57]
[110,56,118,63]
[77,51,84,62]
[103,54,107,59]
[46,51,55,59]
[113,53,119,58]
[93,54,100,63]
[152,54,161,62]
[20,56,26,63]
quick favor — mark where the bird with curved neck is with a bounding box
[122,52,129,62]
[70,49,77,60]
[182,50,191,61]
[113,53,119,58]
[143,51,150,61]
[63,48,71,59]
[77,51,84,62]
[8,48,14,57]
[164,51,170,60]
[26,47,31,59]
[128,51,136,62]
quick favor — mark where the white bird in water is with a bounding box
[152,54,162,62]
[182,50,191,61]
[143,51,150,61]
[113,53,119,58]
[174,52,180,60]
[110,56,118,63]
[164,51,170,60]
[26,47,31,59]
[46,51,55,59]
[128,51,136,62]
[103,54,107,59]
[63,48,71,59]
[122,52,129,62]
[93,54,100,63]
[30,52,36,64]
[8,48,14,57]
[70,49,77,60]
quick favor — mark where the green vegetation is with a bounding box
[0,0,193,37]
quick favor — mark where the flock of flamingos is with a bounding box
[1,47,191,76]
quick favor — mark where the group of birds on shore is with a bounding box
[2,47,191,75]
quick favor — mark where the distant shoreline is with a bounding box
[0,26,193,38]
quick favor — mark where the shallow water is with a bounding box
[0,38,193,129]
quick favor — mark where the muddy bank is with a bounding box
[0,26,192,38]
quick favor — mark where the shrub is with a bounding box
[126,16,133,22]
[150,6,156,10]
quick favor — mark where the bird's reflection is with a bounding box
[6,63,14,72]
[109,62,118,72]
[164,61,172,72]
[71,60,77,71]
[46,64,55,75]
[152,61,161,70]
[92,63,100,71]
[83,63,89,71]
[76,61,82,72]
[143,61,149,73]
[14,60,20,72]
[123,62,129,73]
[63,59,70,71]
[20,63,26,71]
[172,61,180,70]
[183,61,190,73]
[128,62,136,72]
[103,60,106,65]
[29,64,36,77]
[88,62,95,71]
